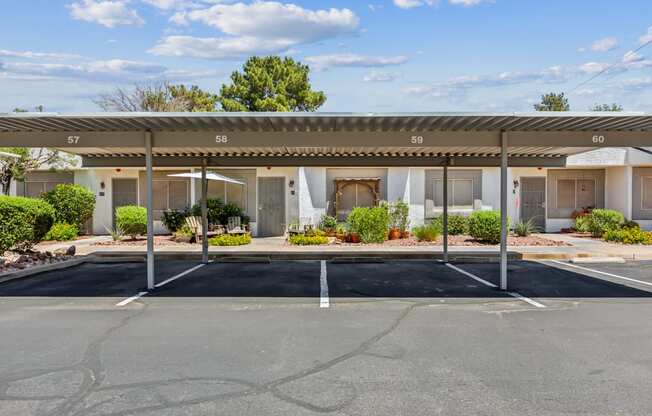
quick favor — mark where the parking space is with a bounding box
[327,260,509,299]
[453,260,652,299]
[0,260,196,297]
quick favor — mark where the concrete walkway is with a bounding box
[63,234,652,261]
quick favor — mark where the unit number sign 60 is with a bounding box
[592,135,606,144]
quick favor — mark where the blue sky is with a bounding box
[1,0,651,113]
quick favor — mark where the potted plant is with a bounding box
[388,201,402,240]
[395,199,411,239]
[319,214,338,237]
[335,223,348,242]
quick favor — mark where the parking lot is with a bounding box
[2,259,652,415]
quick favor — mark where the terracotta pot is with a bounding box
[388,229,401,240]
[348,233,360,244]
[400,230,411,239]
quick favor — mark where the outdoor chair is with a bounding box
[185,216,219,241]
[227,216,248,235]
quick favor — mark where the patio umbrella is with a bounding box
[167,171,245,185]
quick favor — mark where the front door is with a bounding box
[520,177,546,231]
[112,178,138,227]
[258,177,285,237]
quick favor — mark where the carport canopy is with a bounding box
[1,111,651,291]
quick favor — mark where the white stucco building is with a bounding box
[13,146,652,235]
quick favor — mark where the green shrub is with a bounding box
[305,228,326,237]
[162,209,188,232]
[389,199,411,232]
[44,223,78,241]
[173,224,194,242]
[587,209,625,237]
[604,228,652,245]
[318,215,338,232]
[468,210,508,244]
[514,218,539,237]
[42,184,95,232]
[0,195,55,251]
[621,220,641,230]
[346,206,390,244]
[115,206,147,239]
[574,214,591,233]
[190,199,248,225]
[432,214,469,235]
[412,222,441,242]
[288,234,329,245]
[208,234,252,246]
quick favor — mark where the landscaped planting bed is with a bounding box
[336,234,568,247]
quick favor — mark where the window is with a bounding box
[207,176,248,211]
[556,178,596,210]
[24,181,64,198]
[152,180,189,220]
[434,179,474,208]
[643,177,652,210]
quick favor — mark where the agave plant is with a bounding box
[514,218,540,237]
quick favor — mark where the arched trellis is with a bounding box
[333,177,381,219]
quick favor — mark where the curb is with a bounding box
[0,257,87,285]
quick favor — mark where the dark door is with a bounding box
[520,177,546,231]
[258,177,285,237]
[112,178,138,227]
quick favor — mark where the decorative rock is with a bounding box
[45,251,53,257]
[16,255,29,263]
[66,246,76,256]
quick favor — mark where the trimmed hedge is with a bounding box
[468,210,508,244]
[288,234,329,245]
[432,214,469,235]
[42,184,95,232]
[44,223,78,241]
[0,195,55,251]
[346,206,390,244]
[604,228,652,245]
[587,209,624,237]
[209,234,252,246]
[116,206,147,239]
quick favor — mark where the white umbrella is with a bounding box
[168,171,245,185]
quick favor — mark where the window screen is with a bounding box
[576,179,596,209]
[556,179,576,209]
[226,180,247,210]
[434,179,473,207]
[168,181,188,210]
[643,177,652,210]
[25,182,45,198]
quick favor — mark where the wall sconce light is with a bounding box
[100,181,106,190]
[512,179,519,194]
[288,180,295,188]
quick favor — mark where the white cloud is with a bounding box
[305,54,408,70]
[448,0,492,6]
[363,71,400,82]
[141,0,194,10]
[159,2,359,59]
[591,37,619,52]
[393,0,436,9]
[623,50,644,63]
[394,0,491,8]
[640,26,652,45]
[0,49,81,60]
[69,0,144,28]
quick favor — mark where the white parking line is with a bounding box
[116,291,148,307]
[445,263,497,288]
[320,260,329,308]
[446,263,546,308]
[549,260,652,288]
[115,263,207,307]
[155,263,206,288]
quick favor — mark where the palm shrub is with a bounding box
[412,222,441,242]
[432,214,469,235]
[0,195,55,251]
[587,209,624,237]
[346,206,390,244]
[468,210,508,244]
[115,206,147,240]
[514,218,539,237]
[42,184,95,233]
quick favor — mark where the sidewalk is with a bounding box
[66,235,652,261]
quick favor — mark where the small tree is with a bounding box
[42,184,96,232]
[95,82,218,112]
[534,92,570,111]
[590,103,623,112]
[218,56,327,112]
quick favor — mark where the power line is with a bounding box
[568,37,652,94]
